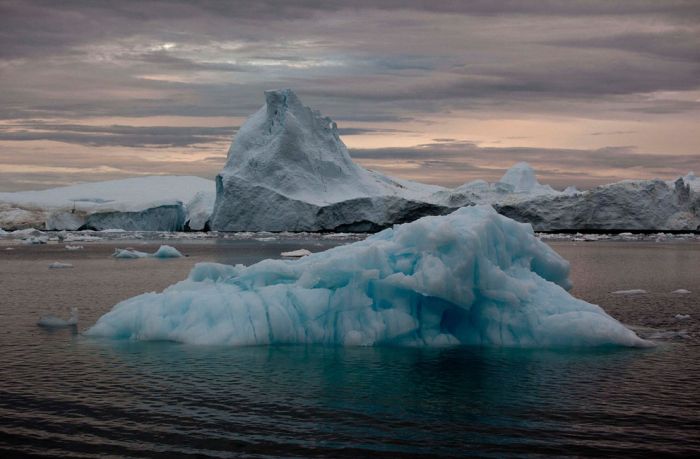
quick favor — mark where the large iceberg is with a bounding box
[0,176,214,231]
[496,177,700,231]
[86,206,647,348]
[210,89,448,232]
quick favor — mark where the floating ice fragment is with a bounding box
[87,206,649,348]
[648,330,690,340]
[152,245,183,258]
[112,248,150,259]
[112,245,183,259]
[65,245,84,251]
[281,249,312,258]
[23,236,48,245]
[611,289,647,295]
[671,289,691,294]
[38,308,78,327]
[674,314,691,321]
[48,262,73,269]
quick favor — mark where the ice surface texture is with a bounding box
[87,206,648,348]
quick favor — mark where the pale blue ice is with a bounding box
[87,206,648,347]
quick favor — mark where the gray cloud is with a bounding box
[0,0,698,191]
[350,143,700,188]
[0,124,236,147]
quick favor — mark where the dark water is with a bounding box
[1,239,699,457]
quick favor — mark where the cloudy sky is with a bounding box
[1,0,699,191]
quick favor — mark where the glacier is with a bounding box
[86,206,648,348]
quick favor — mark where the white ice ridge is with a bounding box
[87,206,648,348]
[0,176,214,231]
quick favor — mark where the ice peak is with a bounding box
[499,162,540,193]
[264,88,302,115]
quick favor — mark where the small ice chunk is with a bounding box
[674,314,691,320]
[671,289,691,294]
[152,245,183,258]
[112,245,183,259]
[23,236,48,245]
[281,249,312,258]
[37,308,78,327]
[48,262,73,269]
[113,248,150,259]
[648,330,690,340]
[611,289,647,295]
[65,245,84,251]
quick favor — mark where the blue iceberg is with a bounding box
[86,206,648,347]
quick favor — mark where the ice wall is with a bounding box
[87,206,648,348]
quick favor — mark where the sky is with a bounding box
[1,0,699,191]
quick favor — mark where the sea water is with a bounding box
[1,239,698,457]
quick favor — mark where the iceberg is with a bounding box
[496,177,700,231]
[112,245,183,259]
[48,262,73,269]
[281,249,313,258]
[210,89,448,232]
[433,162,563,208]
[87,206,648,348]
[0,176,214,231]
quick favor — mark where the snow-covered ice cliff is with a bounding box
[496,177,700,231]
[0,176,214,231]
[87,206,648,348]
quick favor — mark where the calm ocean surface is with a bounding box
[1,238,699,458]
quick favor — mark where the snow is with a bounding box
[281,249,312,257]
[48,262,73,269]
[671,289,691,294]
[612,289,647,295]
[211,89,447,231]
[112,245,183,259]
[0,176,214,231]
[86,206,648,348]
